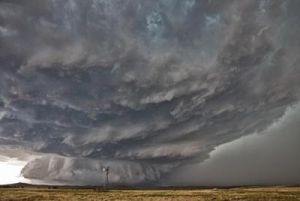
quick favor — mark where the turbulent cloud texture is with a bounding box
[0,0,300,185]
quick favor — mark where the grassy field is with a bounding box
[0,186,300,201]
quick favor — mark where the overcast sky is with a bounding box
[0,0,300,186]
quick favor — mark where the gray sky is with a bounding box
[0,0,299,186]
[168,103,300,186]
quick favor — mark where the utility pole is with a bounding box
[102,166,109,189]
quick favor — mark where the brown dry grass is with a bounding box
[0,186,300,201]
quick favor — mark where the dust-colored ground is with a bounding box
[0,187,300,201]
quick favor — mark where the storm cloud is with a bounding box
[168,103,300,186]
[0,0,300,185]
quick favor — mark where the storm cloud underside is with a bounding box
[0,0,300,185]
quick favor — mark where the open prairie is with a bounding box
[0,186,300,201]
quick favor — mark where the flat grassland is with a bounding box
[0,186,300,201]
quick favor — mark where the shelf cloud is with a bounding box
[0,0,300,185]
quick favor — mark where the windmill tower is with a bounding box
[102,166,109,189]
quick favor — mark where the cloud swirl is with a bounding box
[0,0,299,185]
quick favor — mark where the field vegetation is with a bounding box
[0,186,300,201]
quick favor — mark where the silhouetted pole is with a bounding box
[103,166,109,189]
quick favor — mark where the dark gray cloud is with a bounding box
[168,103,300,186]
[0,0,299,185]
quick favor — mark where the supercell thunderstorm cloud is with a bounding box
[0,0,300,185]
